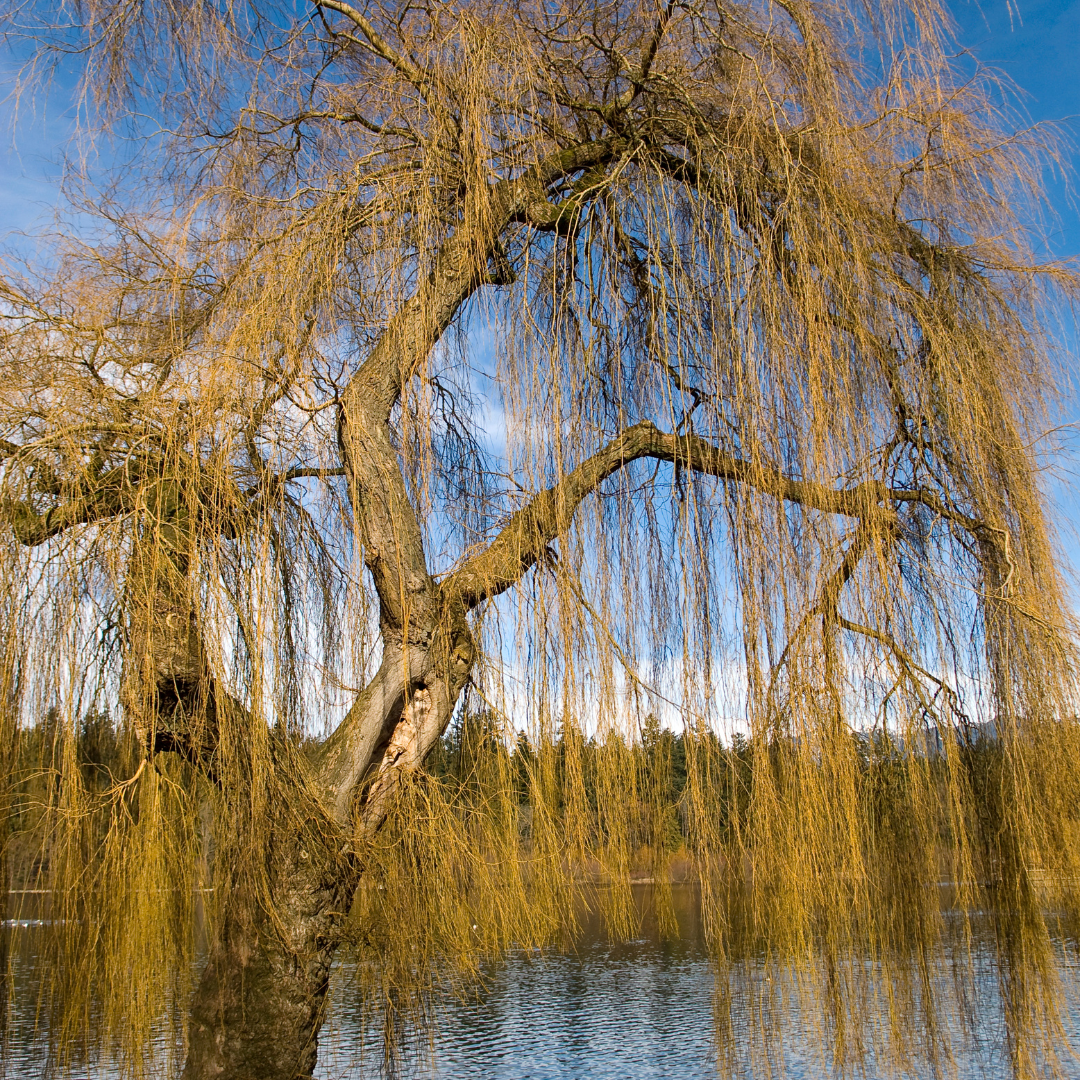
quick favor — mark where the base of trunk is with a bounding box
[181,914,340,1080]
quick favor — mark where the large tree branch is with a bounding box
[340,134,629,430]
[440,420,968,611]
[2,467,135,546]
[337,135,629,640]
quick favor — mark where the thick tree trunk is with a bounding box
[182,922,333,1079]
[119,495,356,1080]
[181,870,351,1080]
[178,667,467,1079]
[180,749,361,1080]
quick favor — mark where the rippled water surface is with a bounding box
[318,936,722,1079]
[312,886,1080,1080]
[6,885,1080,1078]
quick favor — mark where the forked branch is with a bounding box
[441,421,911,611]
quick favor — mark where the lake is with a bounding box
[316,885,1080,1079]
[5,885,1080,1078]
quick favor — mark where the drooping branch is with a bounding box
[763,515,898,712]
[837,614,964,711]
[440,420,916,611]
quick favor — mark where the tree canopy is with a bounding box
[2,0,1080,1077]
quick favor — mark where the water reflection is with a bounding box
[5,885,1080,1078]
[314,885,1080,1079]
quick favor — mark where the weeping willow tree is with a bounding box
[2,0,1080,1076]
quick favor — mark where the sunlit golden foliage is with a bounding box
[2,0,1080,1076]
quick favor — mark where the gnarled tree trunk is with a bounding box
[179,779,356,1080]
[124,465,477,1077]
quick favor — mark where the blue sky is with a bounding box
[3,0,1080,549]
[3,2,1078,241]
[951,0,1080,259]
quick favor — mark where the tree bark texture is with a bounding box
[180,783,356,1080]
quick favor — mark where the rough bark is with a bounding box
[176,647,472,1079]
[122,480,220,772]
[180,769,355,1080]
[181,918,336,1080]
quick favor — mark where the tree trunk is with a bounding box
[178,660,468,1079]
[181,779,358,1080]
[132,305,481,1075]
[181,883,349,1080]
[119,497,360,1080]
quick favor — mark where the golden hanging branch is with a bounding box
[1,0,1078,1078]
